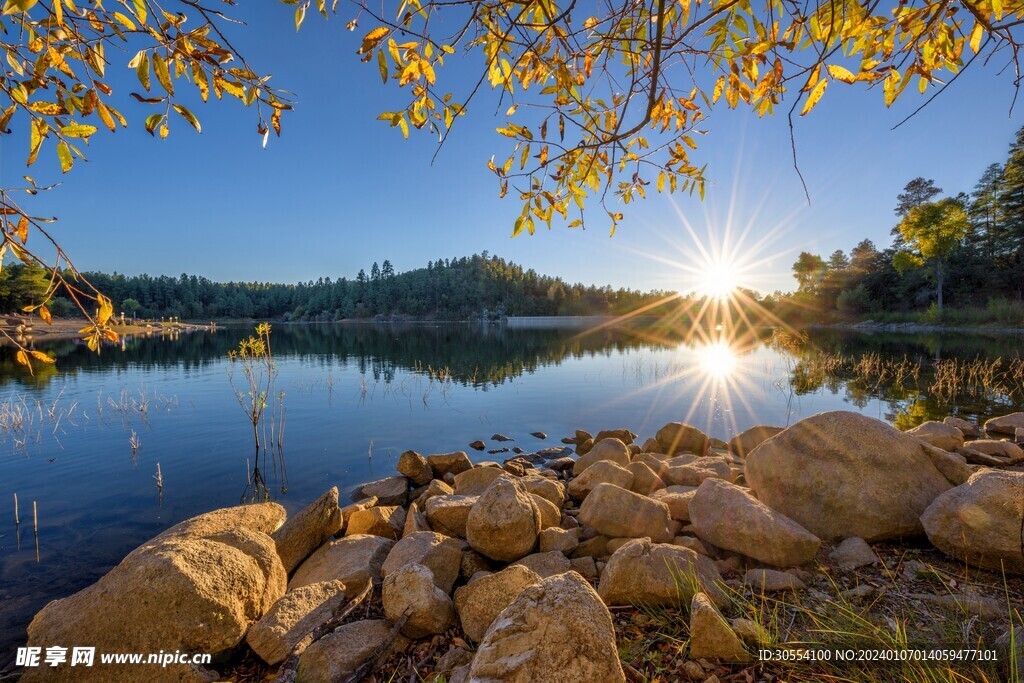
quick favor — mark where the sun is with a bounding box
[697,261,739,301]
[696,339,738,378]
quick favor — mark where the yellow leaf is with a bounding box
[801,78,827,116]
[826,64,856,84]
[57,141,73,173]
[31,350,54,363]
[153,53,173,95]
[360,27,389,54]
[16,215,27,242]
[97,295,113,325]
[969,22,984,54]
[38,306,51,325]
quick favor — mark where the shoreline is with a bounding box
[822,320,1024,335]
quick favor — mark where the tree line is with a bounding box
[770,125,1024,325]
[0,253,671,322]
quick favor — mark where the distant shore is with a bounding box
[826,320,1024,335]
[0,317,215,346]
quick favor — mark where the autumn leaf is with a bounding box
[801,79,827,116]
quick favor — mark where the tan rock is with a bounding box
[744,568,806,592]
[417,478,454,503]
[381,531,463,593]
[246,580,347,665]
[961,439,1024,462]
[626,461,667,495]
[290,534,394,592]
[572,438,631,476]
[397,450,433,486]
[745,411,963,541]
[466,476,541,562]
[907,421,965,451]
[595,428,637,445]
[513,550,573,578]
[538,527,579,555]
[921,470,1024,574]
[273,488,343,573]
[297,619,408,682]
[454,466,505,496]
[469,572,626,682]
[944,415,981,437]
[382,563,453,638]
[427,451,474,478]
[402,502,431,537]
[984,412,1024,436]
[454,564,541,642]
[829,537,878,569]
[531,493,561,529]
[597,538,726,607]
[650,486,697,522]
[727,425,784,458]
[425,494,477,538]
[655,422,709,456]
[352,476,409,506]
[578,483,675,543]
[689,478,820,567]
[663,458,734,487]
[689,592,750,662]
[522,475,566,508]
[152,502,285,544]
[345,505,405,540]
[567,460,633,500]
[570,556,598,580]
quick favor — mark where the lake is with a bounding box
[1,320,1023,655]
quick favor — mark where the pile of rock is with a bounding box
[23,410,1024,682]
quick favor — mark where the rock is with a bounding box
[381,531,462,593]
[650,486,698,522]
[453,564,540,643]
[578,483,675,543]
[944,415,981,437]
[297,619,408,682]
[470,440,486,451]
[466,475,541,562]
[655,422,709,456]
[397,450,433,486]
[531,493,561,529]
[841,585,876,601]
[26,526,287,681]
[531,431,548,439]
[454,466,505,496]
[920,470,1024,574]
[626,461,667,495]
[572,438,631,476]
[539,527,579,555]
[961,439,1024,462]
[341,498,378,528]
[403,502,431,536]
[428,451,474,477]
[672,536,711,556]
[353,476,409,506]
[727,425,784,458]
[522,475,566,508]
[290,534,394,592]
[745,411,963,541]
[154,502,286,543]
[436,646,474,678]
[469,572,626,682]
[382,563,454,638]
[246,580,348,665]
[689,479,820,567]
[689,592,750,662]
[546,456,575,472]
[345,505,405,540]
[513,550,573,578]
[985,412,1024,435]
[909,593,1006,619]
[492,433,514,442]
[418,478,454,503]
[567,460,634,500]
[744,568,806,592]
[730,618,762,645]
[461,549,492,580]
[907,421,964,451]
[594,428,637,445]
[830,537,878,569]
[663,458,735,487]
[425,494,477,538]
[570,556,598,579]
[571,535,610,559]
[598,538,726,607]
[273,488,343,573]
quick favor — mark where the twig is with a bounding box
[273,581,373,683]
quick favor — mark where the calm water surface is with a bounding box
[1,321,1022,654]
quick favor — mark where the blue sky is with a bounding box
[1,4,1020,294]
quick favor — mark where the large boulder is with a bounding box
[521,476,566,508]
[745,411,965,541]
[689,479,821,567]
[153,502,285,543]
[382,563,454,638]
[466,476,542,562]
[650,486,697,522]
[944,415,981,437]
[577,483,675,543]
[273,488,343,573]
[906,421,964,452]
[655,422,709,456]
[984,412,1024,436]
[961,439,1024,462]
[381,531,463,593]
[921,470,1024,574]
[625,461,667,495]
[25,526,286,682]
[345,505,405,540]
[567,460,633,500]
[727,425,784,458]
[427,451,474,478]
[246,580,348,665]
[530,493,561,529]
[352,476,409,506]
[468,572,626,683]
[598,538,726,607]
[453,564,541,642]
[297,619,408,682]
[289,534,394,592]
[424,494,477,538]
[572,438,631,476]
